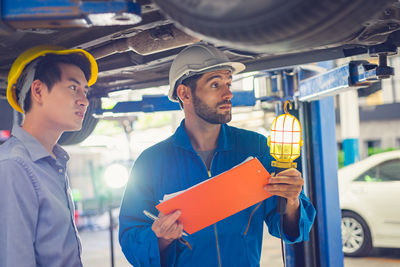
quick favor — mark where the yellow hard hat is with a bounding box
[7,45,98,113]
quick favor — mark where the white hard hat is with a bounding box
[168,43,245,102]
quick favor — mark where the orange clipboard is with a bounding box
[156,157,272,234]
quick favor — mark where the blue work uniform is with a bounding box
[0,125,83,267]
[119,120,316,267]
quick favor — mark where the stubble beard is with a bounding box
[192,94,232,124]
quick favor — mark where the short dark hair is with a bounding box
[177,73,202,108]
[23,53,91,113]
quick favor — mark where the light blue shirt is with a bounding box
[0,125,83,267]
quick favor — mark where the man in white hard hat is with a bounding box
[119,43,315,266]
[0,46,98,267]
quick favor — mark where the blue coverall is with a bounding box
[119,120,316,267]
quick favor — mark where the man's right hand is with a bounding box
[151,210,183,251]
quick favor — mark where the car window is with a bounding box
[377,159,400,182]
[355,159,400,182]
[355,167,379,182]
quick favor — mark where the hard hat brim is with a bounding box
[168,61,245,102]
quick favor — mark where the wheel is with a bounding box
[341,210,372,257]
[57,97,100,146]
[154,0,394,53]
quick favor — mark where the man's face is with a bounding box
[41,63,89,132]
[191,69,233,124]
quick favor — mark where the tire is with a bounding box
[58,97,100,146]
[341,210,373,257]
[0,98,13,131]
[154,0,394,53]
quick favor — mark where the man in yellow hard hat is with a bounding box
[0,46,98,267]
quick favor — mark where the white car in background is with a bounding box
[338,150,400,257]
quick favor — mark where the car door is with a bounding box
[354,159,400,245]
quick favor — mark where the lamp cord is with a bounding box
[280,214,286,267]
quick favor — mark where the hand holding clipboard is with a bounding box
[156,157,272,234]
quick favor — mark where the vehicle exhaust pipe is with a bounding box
[91,24,200,59]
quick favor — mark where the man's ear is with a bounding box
[176,84,192,104]
[30,80,46,106]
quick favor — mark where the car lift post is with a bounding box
[294,57,394,267]
[254,56,395,266]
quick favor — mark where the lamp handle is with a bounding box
[275,167,287,215]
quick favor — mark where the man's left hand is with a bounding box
[264,168,303,206]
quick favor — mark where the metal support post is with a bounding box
[302,97,344,267]
[339,90,360,166]
[109,207,115,267]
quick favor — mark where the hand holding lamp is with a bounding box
[267,101,303,214]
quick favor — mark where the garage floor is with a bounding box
[79,225,400,267]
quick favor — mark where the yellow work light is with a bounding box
[268,101,303,169]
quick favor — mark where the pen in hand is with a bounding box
[143,210,188,236]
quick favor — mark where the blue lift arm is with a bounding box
[94,90,257,115]
[1,0,141,27]
[298,61,380,102]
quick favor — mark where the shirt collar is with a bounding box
[11,125,69,163]
[171,119,233,152]
[53,143,70,164]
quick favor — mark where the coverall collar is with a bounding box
[171,119,233,152]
